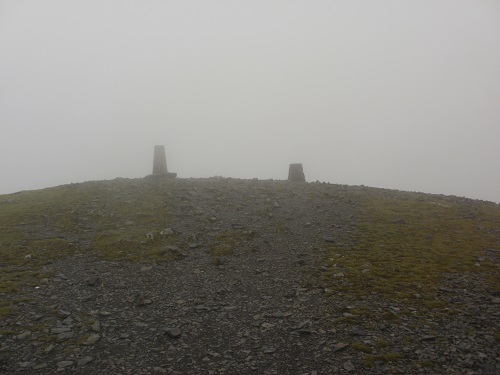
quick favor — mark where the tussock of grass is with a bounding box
[351,342,372,353]
[363,352,403,367]
[376,339,389,348]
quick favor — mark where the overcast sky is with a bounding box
[1,1,499,202]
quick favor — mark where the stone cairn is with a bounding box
[288,163,305,182]
[147,145,177,178]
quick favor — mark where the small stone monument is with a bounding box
[148,145,176,178]
[288,163,305,182]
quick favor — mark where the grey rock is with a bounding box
[160,228,174,236]
[77,356,93,366]
[333,343,349,352]
[350,327,367,336]
[422,335,436,341]
[165,328,181,338]
[57,361,74,368]
[18,361,35,368]
[16,331,31,340]
[343,360,355,372]
[91,320,101,332]
[51,327,71,334]
[84,333,100,345]
[57,332,74,341]
[297,329,313,335]
[85,276,100,286]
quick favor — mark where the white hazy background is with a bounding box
[1,0,499,202]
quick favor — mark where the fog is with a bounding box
[1,1,499,202]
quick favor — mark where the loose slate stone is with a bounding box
[422,335,436,341]
[16,331,31,340]
[91,321,101,332]
[18,361,35,368]
[333,343,349,352]
[57,361,74,368]
[261,323,275,330]
[343,360,355,372]
[84,333,100,345]
[194,305,210,311]
[57,332,74,341]
[51,327,71,334]
[350,327,367,336]
[77,356,93,366]
[297,329,313,335]
[85,276,100,286]
[165,328,181,338]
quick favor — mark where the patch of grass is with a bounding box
[419,359,435,368]
[351,342,372,353]
[209,230,258,258]
[333,316,358,325]
[0,301,15,319]
[36,335,57,343]
[320,189,500,301]
[381,311,400,321]
[423,299,446,310]
[381,353,403,361]
[0,179,183,316]
[376,339,389,348]
[0,330,16,335]
[493,328,500,342]
[213,257,225,266]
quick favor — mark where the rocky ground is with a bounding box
[0,177,498,374]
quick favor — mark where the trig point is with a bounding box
[288,163,305,182]
[148,145,177,178]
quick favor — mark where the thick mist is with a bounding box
[1,1,499,202]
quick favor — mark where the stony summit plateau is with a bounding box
[0,177,499,374]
